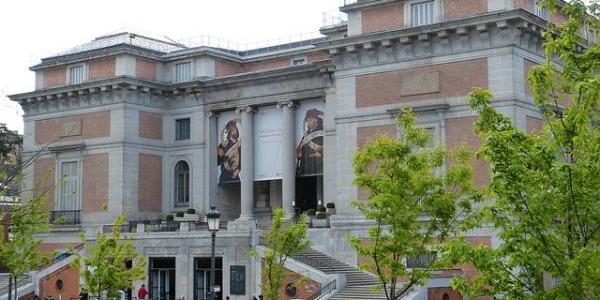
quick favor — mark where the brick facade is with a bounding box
[138,153,162,212]
[526,116,543,134]
[88,57,116,81]
[356,124,397,199]
[136,58,157,81]
[261,265,321,300]
[39,265,80,300]
[427,287,462,300]
[33,158,56,209]
[42,66,67,88]
[362,2,404,33]
[83,153,109,213]
[35,111,111,145]
[139,111,163,140]
[356,59,488,108]
[444,0,487,20]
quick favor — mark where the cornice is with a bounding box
[340,0,400,13]
[319,9,548,55]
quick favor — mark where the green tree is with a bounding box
[72,215,146,299]
[259,208,310,300]
[442,1,600,298]
[351,110,479,300]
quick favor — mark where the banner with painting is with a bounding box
[295,100,324,177]
[217,110,241,183]
[254,106,283,181]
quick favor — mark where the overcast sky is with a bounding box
[0,0,343,134]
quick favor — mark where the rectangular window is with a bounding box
[291,57,307,66]
[175,62,191,83]
[411,1,434,27]
[175,118,190,140]
[59,161,79,211]
[69,66,84,85]
[406,252,437,268]
[583,22,597,42]
[534,1,548,19]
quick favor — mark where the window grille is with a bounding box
[175,62,191,83]
[69,66,84,84]
[411,1,435,27]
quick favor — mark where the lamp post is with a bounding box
[206,206,221,300]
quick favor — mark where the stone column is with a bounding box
[206,111,218,212]
[278,101,296,217]
[238,106,255,220]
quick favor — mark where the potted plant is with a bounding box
[326,202,336,215]
[304,209,316,225]
[175,211,185,218]
[312,211,329,228]
[166,214,174,222]
[187,208,196,215]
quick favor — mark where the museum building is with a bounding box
[7,0,581,299]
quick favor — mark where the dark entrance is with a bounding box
[194,257,223,300]
[149,258,176,300]
[295,175,323,213]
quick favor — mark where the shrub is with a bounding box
[326,202,335,209]
[166,214,175,222]
[316,212,327,219]
[186,208,196,214]
[305,209,316,216]
[175,211,184,218]
[317,206,326,213]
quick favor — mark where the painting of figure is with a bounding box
[217,119,241,183]
[296,108,323,176]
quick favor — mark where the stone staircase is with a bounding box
[0,274,31,298]
[292,249,387,299]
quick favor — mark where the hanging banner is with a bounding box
[254,106,283,181]
[217,110,241,183]
[295,100,325,177]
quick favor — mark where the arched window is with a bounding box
[174,161,190,207]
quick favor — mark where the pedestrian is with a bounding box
[225,297,230,300]
[258,295,263,300]
[251,294,257,300]
[137,284,148,300]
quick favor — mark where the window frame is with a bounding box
[174,160,191,207]
[67,64,87,85]
[405,0,440,27]
[175,118,191,141]
[56,159,82,212]
[534,0,549,20]
[290,56,307,66]
[174,61,193,83]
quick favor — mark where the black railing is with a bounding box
[50,210,81,224]
[188,221,228,231]
[145,222,180,232]
[306,279,337,300]
[291,253,337,273]
[102,223,133,233]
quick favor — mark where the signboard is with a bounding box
[230,265,246,295]
[254,106,283,181]
[217,111,241,183]
[295,100,325,177]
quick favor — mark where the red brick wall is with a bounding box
[261,265,321,300]
[356,125,397,199]
[138,153,162,212]
[428,287,462,300]
[307,51,330,63]
[136,58,157,80]
[446,117,489,186]
[33,158,56,209]
[83,153,109,213]
[35,111,111,145]
[43,66,67,88]
[356,59,488,108]
[39,264,80,300]
[526,116,543,134]
[243,58,290,73]
[139,111,163,140]
[514,0,533,11]
[215,59,243,77]
[444,0,487,20]
[88,57,116,80]
[362,2,404,33]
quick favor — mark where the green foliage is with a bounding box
[443,1,600,298]
[0,191,53,279]
[351,110,478,300]
[326,202,335,209]
[72,215,146,299]
[260,208,310,300]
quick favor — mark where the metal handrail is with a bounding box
[50,210,80,224]
[291,253,337,274]
[306,279,337,300]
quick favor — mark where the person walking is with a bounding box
[137,284,148,300]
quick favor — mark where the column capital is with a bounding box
[236,106,256,114]
[206,111,219,118]
[276,100,297,109]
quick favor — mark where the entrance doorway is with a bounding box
[149,258,176,300]
[295,175,323,213]
[194,257,223,300]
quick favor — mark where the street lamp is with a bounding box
[206,206,221,300]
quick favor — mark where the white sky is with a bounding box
[0,0,343,134]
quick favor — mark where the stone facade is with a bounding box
[10,1,575,299]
